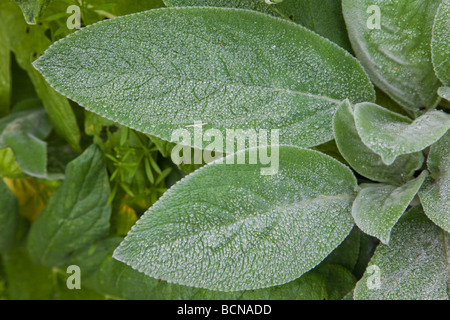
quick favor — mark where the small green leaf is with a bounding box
[0,104,52,178]
[0,179,21,251]
[114,146,357,291]
[0,27,11,117]
[164,0,352,51]
[431,0,450,86]
[419,131,450,233]
[0,0,82,152]
[342,0,442,114]
[333,100,424,185]
[34,7,375,149]
[354,102,450,165]
[27,145,111,266]
[354,206,449,300]
[12,0,50,24]
[352,171,428,244]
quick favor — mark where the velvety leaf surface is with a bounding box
[27,145,111,266]
[354,207,449,300]
[432,0,450,86]
[419,131,450,233]
[114,146,357,291]
[164,0,352,51]
[333,100,424,185]
[352,172,427,244]
[34,7,375,149]
[0,26,10,117]
[342,0,442,114]
[354,102,450,165]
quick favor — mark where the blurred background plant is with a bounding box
[0,0,206,300]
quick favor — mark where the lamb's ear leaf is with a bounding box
[27,144,111,266]
[34,7,375,150]
[333,100,423,185]
[354,206,449,300]
[419,131,450,233]
[354,102,450,165]
[352,171,428,245]
[113,146,357,291]
[342,0,442,115]
[431,0,450,86]
[164,0,352,51]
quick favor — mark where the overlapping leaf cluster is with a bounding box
[0,0,449,300]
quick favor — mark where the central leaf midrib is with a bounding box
[68,44,344,106]
[146,192,355,247]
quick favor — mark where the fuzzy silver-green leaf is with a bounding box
[114,146,357,291]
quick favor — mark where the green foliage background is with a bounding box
[0,0,448,300]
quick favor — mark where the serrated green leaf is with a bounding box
[354,206,449,300]
[342,0,442,115]
[352,171,428,244]
[432,0,450,86]
[419,131,450,233]
[12,0,50,24]
[34,7,375,150]
[0,179,21,251]
[113,146,357,291]
[164,0,352,51]
[333,100,424,185]
[354,102,450,165]
[27,145,111,266]
[0,105,51,178]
